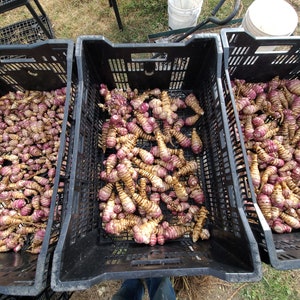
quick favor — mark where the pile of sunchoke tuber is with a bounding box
[232,76,300,233]
[98,84,209,245]
[0,88,66,253]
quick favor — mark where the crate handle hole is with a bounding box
[131,52,167,61]
[255,45,292,54]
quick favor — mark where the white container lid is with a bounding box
[246,0,298,36]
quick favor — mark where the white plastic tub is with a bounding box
[168,0,203,30]
[242,0,298,37]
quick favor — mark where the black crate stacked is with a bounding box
[0,288,72,300]
[51,34,262,292]
[0,0,54,45]
[220,28,300,270]
[0,40,75,297]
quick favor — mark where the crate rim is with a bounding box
[220,27,300,70]
[74,33,224,87]
[0,38,74,50]
[75,33,224,54]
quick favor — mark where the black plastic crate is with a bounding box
[220,28,300,270]
[0,288,72,300]
[0,15,53,45]
[0,40,75,296]
[51,34,262,291]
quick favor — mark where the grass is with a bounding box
[1,1,300,299]
[0,0,250,43]
[172,263,300,300]
[241,264,300,300]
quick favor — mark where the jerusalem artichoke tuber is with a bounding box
[192,206,209,243]
[98,85,210,245]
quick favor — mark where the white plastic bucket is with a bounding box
[168,0,203,30]
[242,0,298,37]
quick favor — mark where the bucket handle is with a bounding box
[209,0,241,25]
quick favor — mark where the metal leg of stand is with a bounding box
[109,0,123,30]
[25,0,54,38]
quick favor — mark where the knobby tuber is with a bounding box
[98,86,209,245]
[232,76,300,233]
[0,88,67,253]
